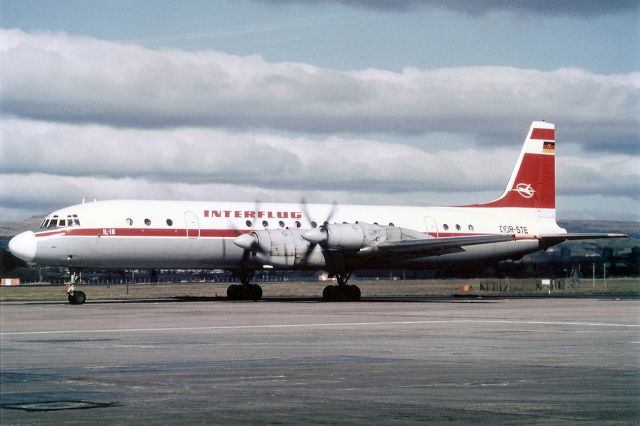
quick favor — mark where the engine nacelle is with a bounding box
[235,223,429,268]
[303,223,427,251]
[240,228,326,268]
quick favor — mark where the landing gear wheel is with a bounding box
[227,284,262,301]
[348,285,361,300]
[68,291,86,305]
[251,284,263,300]
[74,291,86,304]
[227,284,240,300]
[322,285,335,301]
[322,285,360,302]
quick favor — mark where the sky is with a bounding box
[0,0,639,222]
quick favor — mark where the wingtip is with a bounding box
[607,233,629,238]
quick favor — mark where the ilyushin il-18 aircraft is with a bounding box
[8,121,626,304]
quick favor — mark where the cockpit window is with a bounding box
[40,213,81,229]
[47,216,59,228]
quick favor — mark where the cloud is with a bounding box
[1,29,638,153]
[1,29,638,222]
[2,118,638,220]
[0,118,508,194]
[255,0,639,17]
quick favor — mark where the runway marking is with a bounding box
[1,319,638,336]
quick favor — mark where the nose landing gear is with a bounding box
[66,269,86,305]
[67,285,86,305]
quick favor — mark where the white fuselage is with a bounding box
[25,199,563,270]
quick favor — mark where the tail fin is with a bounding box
[467,121,556,209]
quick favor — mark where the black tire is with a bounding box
[250,285,263,300]
[74,291,86,305]
[322,285,335,302]
[348,285,361,301]
[68,294,77,304]
[227,285,239,300]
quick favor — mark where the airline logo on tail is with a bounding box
[514,183,535,199]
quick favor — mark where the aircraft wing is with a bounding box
[356,232,628,260]
[357,234,520,258]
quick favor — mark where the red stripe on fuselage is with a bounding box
[35,228,492,239]
[35,228,246,238]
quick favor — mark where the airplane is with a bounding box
[8,121,626,304]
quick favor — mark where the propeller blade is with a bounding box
[300,197,312,227]
[300,198,338,227]
[324,201,338,225]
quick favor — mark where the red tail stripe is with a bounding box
[530,128,555,140]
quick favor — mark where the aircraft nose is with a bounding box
[8,231,37,262]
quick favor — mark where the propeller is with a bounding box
[231,200,263,264]
[302,226,327,245]
[233,233,258,251]
[298,198,338,265]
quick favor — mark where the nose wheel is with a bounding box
[67,288,86,305]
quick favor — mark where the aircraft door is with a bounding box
[184,211,200,239]
[424,216,438,237]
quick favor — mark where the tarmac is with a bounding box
[1,297,639,424]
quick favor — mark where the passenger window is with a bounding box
[443,224,449,231]
[389,223,395,227]
[468,225,474,231]
[456,224,461,231]
[279,220,285,228]
[262,220,269,228]
[166,219,173,226]
[295,221,301,228]
[310,221,317,228]
[246,220,252,227]
[144,218,151,226]
[126,218,133,226]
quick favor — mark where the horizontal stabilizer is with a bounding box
[538,233,628,246]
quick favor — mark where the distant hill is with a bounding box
[557,220,640,238]
[1,215,45,238]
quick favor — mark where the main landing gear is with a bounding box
[227,270,262,301]
[322,272,361,302]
